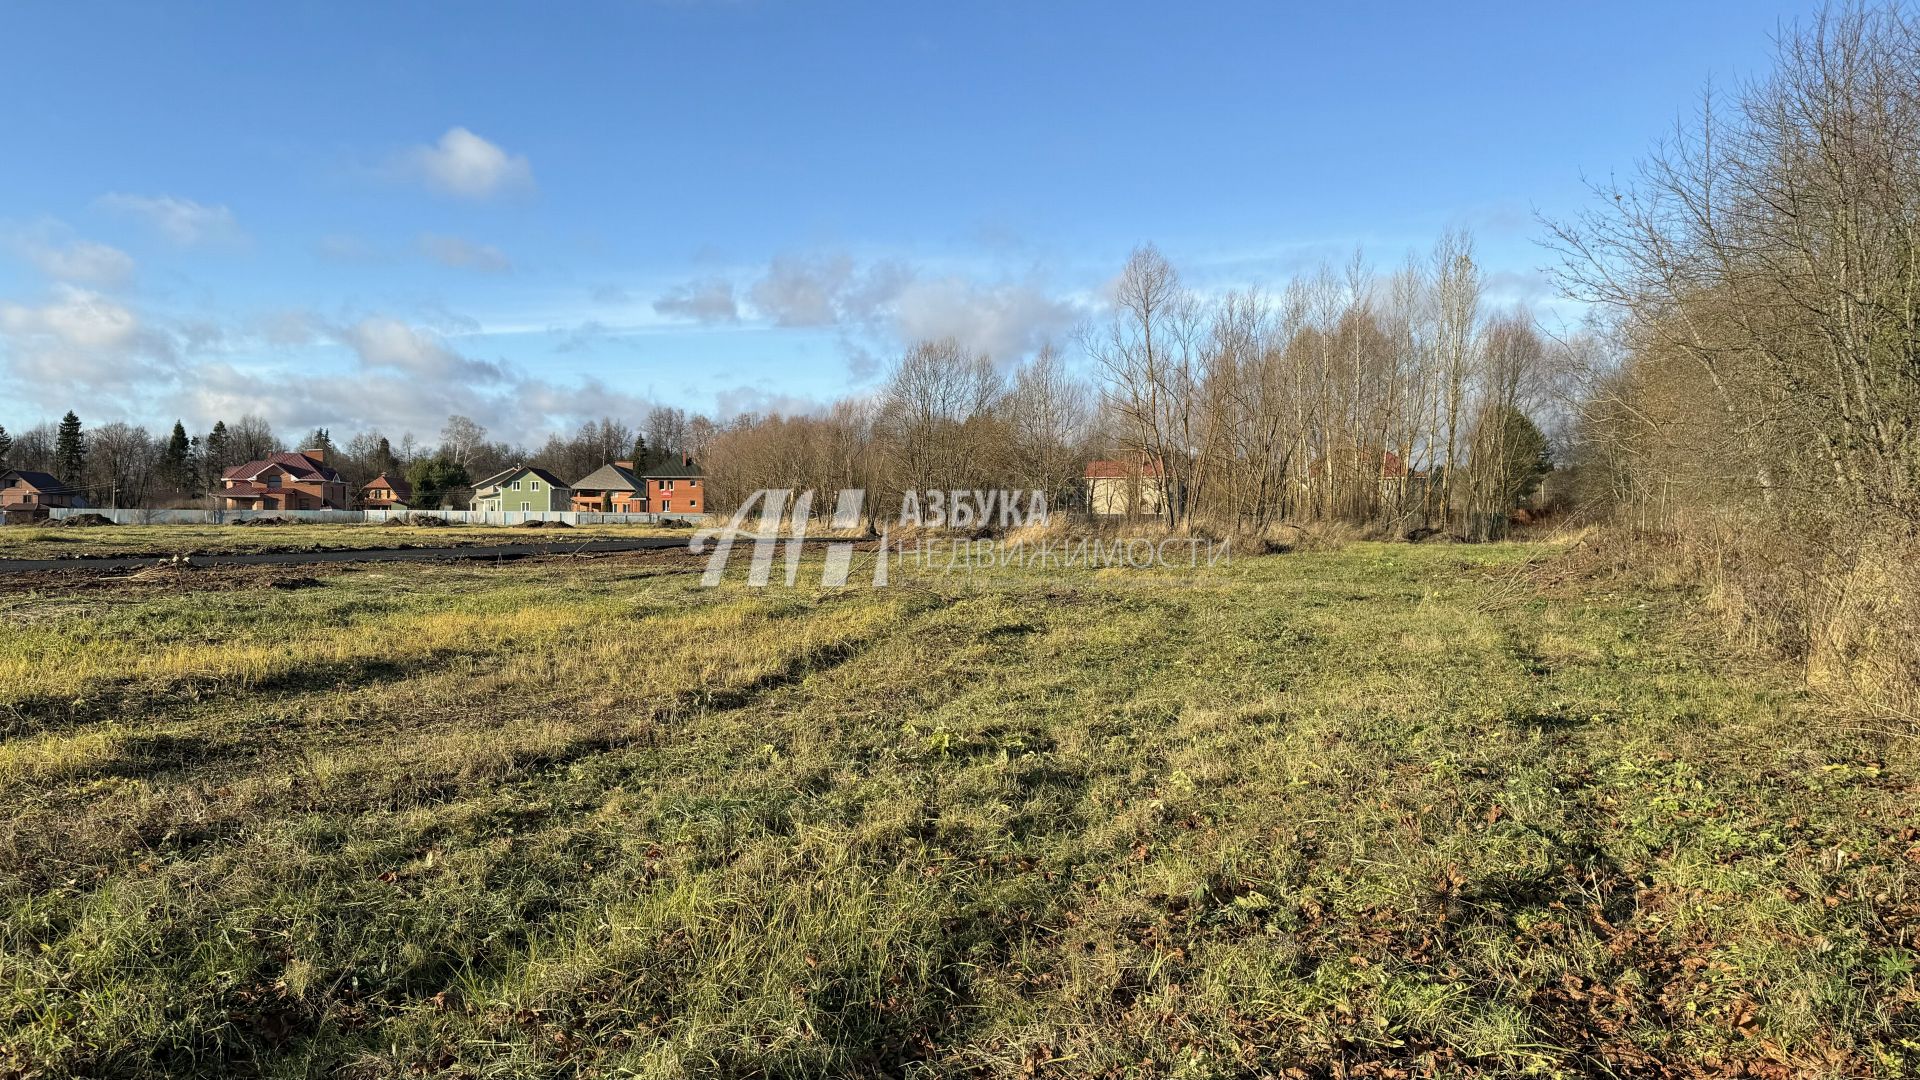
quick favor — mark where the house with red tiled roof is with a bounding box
[360,472,412,509]
[217,449,349,510]
[1085,454,1168,517]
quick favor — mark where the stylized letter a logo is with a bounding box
[691,489,789,586]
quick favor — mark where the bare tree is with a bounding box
[437,415,488,470]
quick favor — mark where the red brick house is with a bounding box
[218,449,349,510]
[360,472,412,509]
[569,458,704,514]
[0,470,85,513]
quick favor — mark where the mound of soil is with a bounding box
[52,513,116,528]
[229,517,292,527]
[516,519,574,529]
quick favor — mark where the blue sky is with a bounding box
[0,0,1824,444]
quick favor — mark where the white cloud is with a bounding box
[0,284,140,351]
[748,254,856,327]
[419,233,512,273]
[336,317,508,383]
[97,193,245,247]
[162,316,655,443]
[656,252,1081,368]
[6,230,135,286]
[739,254,910,329]
[652,278,740,323]
[0,285,176,412]
[36,239,136,286]
[891,276,1078,366]
[398,127,535,200]
[0,291,653,441]
[713,383,829,419]
[314,233,386,264]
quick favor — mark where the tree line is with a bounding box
[10,235,1563,528]
[1548,3,1920,716]
[0,408,703,509]
[705,236,1556,535]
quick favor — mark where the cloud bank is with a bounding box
[97,193,245,247]
[651,252,1081,372]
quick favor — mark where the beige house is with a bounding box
[1085,457,1168,517]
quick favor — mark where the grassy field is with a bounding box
[0,522,691,561]
[0,542,1913,1077]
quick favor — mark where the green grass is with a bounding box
[0,543,1914,1077]
[0,522,689,561]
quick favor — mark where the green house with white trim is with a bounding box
[469,466,572,512]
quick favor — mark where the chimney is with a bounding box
[615,460,634,470]
[303,447,328,463]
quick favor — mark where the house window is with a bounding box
[510,480,521,490]
[689,479,699,487]
[530,480,541,491]
[520,501,531,511]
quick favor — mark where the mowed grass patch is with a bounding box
[0,543,1914,1078]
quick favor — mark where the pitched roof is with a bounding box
[572,463,643,492]
[1085,458,1166,479]
[0,469,76,494]
[640,458,702,479]
[472,465,571,493]
[470,466,518,493]
[222,451,342,484]
[363,472,413,499]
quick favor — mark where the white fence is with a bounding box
[42,507,706,527]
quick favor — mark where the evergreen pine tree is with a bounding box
[0,425,12,468]
[374,436,401,477]
[55,412,85,483]
[163,421,192,492]
[205,421,230,475]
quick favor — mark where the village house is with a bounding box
[639,458,704,514]
[1085,456,1168,518]
[569,461,648,512]
[218,449,349,511]
[470,466,571,512]
[360,472,412,509]
[570,458,705,514]
[0,470,85,515]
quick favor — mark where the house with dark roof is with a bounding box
[569,457,705,514]
[640,457,704,514]
[217,449,349,510]
[569,460,647,513]
[0,469,85,513]
[360,472,413,509]
[470,465,571,512]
